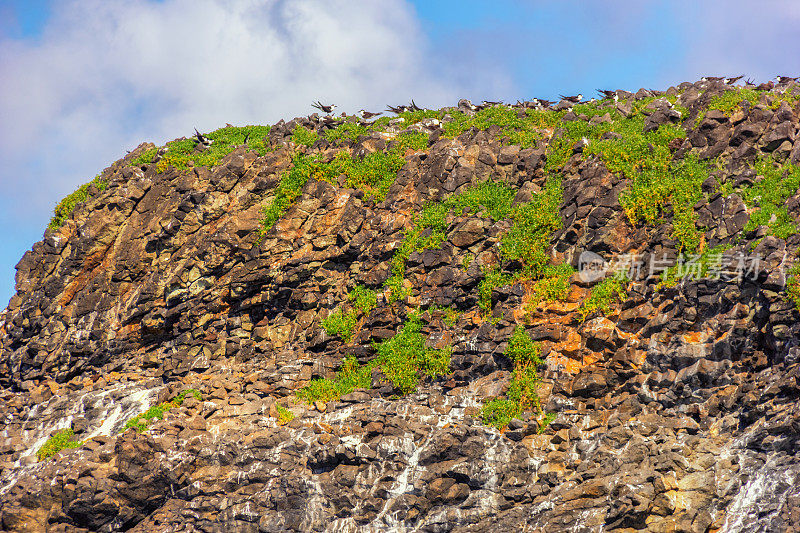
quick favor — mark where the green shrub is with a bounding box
[259,153,319,232]
[349,285,377,314]
[384,181,517,302]
[373,312,451,394]
[275,404,295,424]
[297,355,374,403]
[481,327,543,429]
[481,398,521,429]
[396,131,430,151]
[49,175,109,230]
[695,87,799,125]
[787,263,800,312]
[739,157,800,239]
[528,263,575,304]
[322,309,358,342]
[124,389,202,432]
[321,285,378,342]
[578,276,628,321]
[291,124,319,147]
[442,106,558,147]
[500,176,563,276]
[478,266,515,314]
[150,125,272,173]
[260,148,408,233]
[324,122,370,144]
[130,147,158,166]
[505,325,542,366]
[36,428,83,461]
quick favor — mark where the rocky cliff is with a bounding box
[2,79,800,532]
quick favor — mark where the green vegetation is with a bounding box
[385,181,517,302]
[130,147,158,166]
[696,87,800,125]
[150,125,271,173]
[292,124,319,147]
[528,263,575,305]
[321,310,359,342]
[478,267,515,314]
[124,389,202,432]
[260,147,409,234]
[396,131,430,151]
[578,276,628,322]
[299,312,451,402]
[739,157,800,239]
[481,326,544,429]
[49,175,109,230]
[424,304,462,327]
[658,244,731,288]
[324,121,370,144]
[321,285,377,343]
[500,176,563,276]
[297,355,374,403]
[787,263,800,312]
[442,106,560,147]
[373,311,451,394]
[275,405,295,424]
[36,428,83,461]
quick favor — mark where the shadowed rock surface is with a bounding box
[2,79,800,532]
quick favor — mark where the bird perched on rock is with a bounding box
[724,75,744,85]
[457,99,477,112]
[744,78,756,87]
[476,100,503,111]
[386,104,410,114]
[597,89,618,101]
[701,76,724,83]
[193,128,212,147]
[533,98,553,109]
[409,100,423,111]
[775,76,798,84]
[359,109,382,119]
[559,94,582,103]
[312,101,337,114]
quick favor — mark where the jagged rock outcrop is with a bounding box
[1,79,800,532]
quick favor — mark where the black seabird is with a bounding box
[724,75,744,85]
[559,94,582,103]
[597,89,618,101]
[312,101,337,114]
[776,76,798,84]
[457,99,478,112]
[744,78,756,87]
[701,76,724,83]
[194,128,212,146]
[359,110,382,119]
[386,104,410,114]
[409,100,423,111]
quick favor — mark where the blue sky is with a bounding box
[1,0,799,308]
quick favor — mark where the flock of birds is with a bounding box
[309,75,799,123]
[178,75,798,148]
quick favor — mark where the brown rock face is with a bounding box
[1,80,800,532]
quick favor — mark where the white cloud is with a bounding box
[0,0,512,210]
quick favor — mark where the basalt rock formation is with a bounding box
[2,80,800,532]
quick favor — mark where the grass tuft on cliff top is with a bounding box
[134,125,272,174]
[49,175,109,230]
